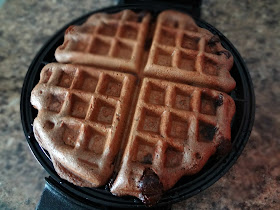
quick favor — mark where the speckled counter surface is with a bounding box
[0,0,279,209]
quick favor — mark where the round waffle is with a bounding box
[31,10,236,206]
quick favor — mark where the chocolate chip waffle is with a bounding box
[31,63,136,186]
[55,10,151,73]
[110,78,235,205]
[31,9,236,206]
[144,10,235,92]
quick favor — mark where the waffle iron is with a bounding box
[20,0,255,209]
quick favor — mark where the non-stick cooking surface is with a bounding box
[21,3,255,208]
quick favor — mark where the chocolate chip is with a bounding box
[208,35,220,47]
[195,152,202,159]
[215,93,224,107]
[138,168,163,206]
[216,138,232,156]
[216,50,231,59]
[141,153,153,165]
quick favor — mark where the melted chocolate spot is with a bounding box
[141,153,153,165]
[195,152,202,159]
[215,93,224,107]
[200,124,218,141]
[216,138,232,156]
[208,35,220,47]
[216,50,231,59]
[138,168,163,206]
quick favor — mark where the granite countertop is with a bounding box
[0,0,279,209]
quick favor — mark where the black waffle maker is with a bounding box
[20,0,255,209]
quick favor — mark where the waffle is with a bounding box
[31,63,136,186]
[31,9,237,206]
[55,10,151,73]
[144,10,235,92]
[110,78,235,205]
